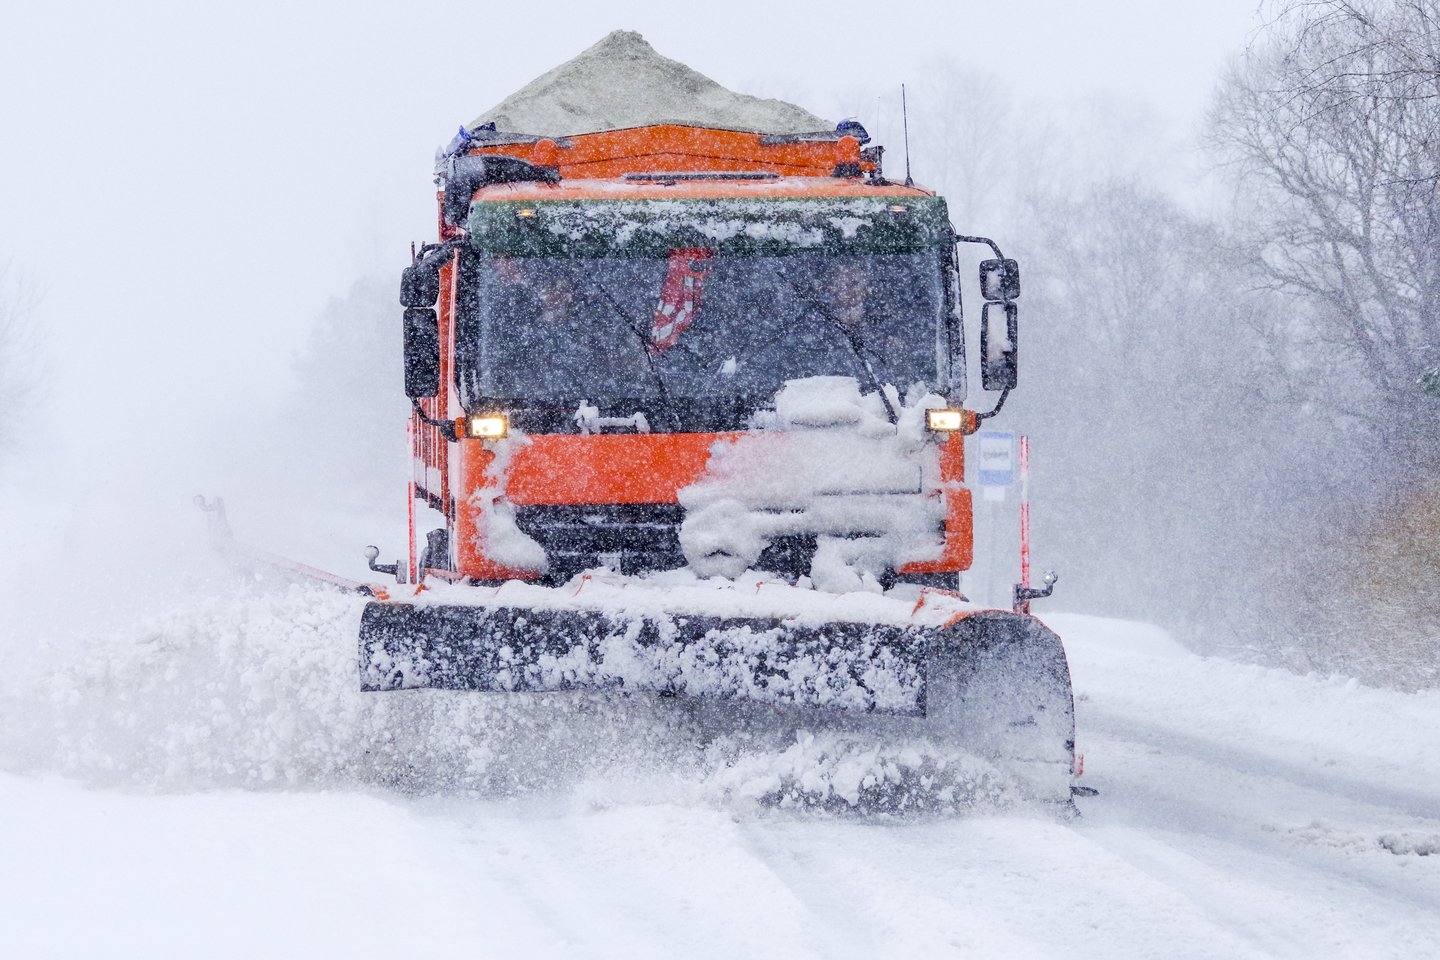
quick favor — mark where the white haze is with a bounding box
[1,2,1262,647]
[12,10,1440,952]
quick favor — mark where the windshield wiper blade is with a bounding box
[583,279,683,431]
[782,277,899,424]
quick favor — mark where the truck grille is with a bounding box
[513,504,687,583]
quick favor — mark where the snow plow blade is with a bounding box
[358,600,1076,800]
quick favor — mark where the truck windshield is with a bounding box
[455,250,949,421]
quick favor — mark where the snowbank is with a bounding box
[1054,611,1440,793]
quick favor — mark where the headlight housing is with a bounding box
[926,408,967,432]
[466,413,508,439]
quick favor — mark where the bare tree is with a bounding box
[0,266,37,457]
[1272,1,1440,104]
[908,66,1023,228]
[1199,2,1440,685]
[1211,0,1440,458]
[1009,181,1304,628]
[285,273,406,509]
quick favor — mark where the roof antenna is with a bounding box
[901,83,914,187]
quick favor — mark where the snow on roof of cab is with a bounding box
[470,30,832,137]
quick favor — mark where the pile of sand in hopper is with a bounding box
[469,30,831,138]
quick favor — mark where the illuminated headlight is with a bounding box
[467,413,508,439]
[926,409,965,432]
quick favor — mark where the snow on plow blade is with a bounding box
[358,600,1076,799]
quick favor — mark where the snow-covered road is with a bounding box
[3,600,1438,958]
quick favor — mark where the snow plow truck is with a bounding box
[358,32,1077,804]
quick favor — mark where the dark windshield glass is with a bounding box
[455,250,949,420]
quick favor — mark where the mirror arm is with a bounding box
[411,398,458,442]
[414,240,451,263]
[414,236,465,267]
[973,386,1012,426]
[954,233,1006,261]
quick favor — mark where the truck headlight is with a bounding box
[926,409,966,432]
[467,413,508,439]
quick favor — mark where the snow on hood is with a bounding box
[679,377,949,588]
[470,31,831,137]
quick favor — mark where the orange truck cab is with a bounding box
[396,121,1021,589]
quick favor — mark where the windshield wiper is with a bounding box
[582,279,683,431]
[782,277,899,424]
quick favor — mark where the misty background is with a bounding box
[3,1,1436,690]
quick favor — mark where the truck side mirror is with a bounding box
[403,307,440,398]
[980,258,1020,302]
[980,301,1018,391]
[400,263,440,308]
